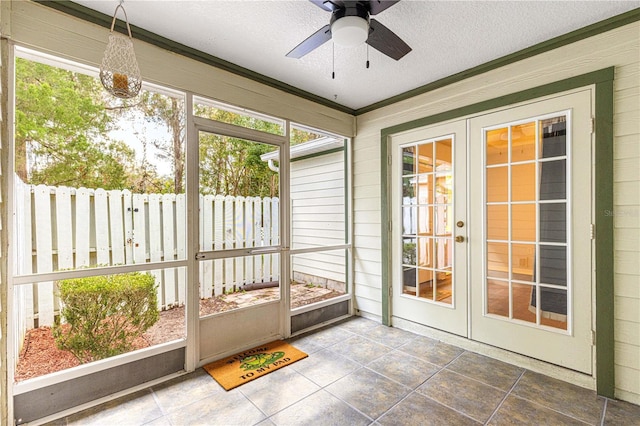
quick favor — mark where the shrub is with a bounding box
[53,272,159,363]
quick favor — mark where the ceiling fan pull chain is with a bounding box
[332,43,336,79]
[366,44,370,69]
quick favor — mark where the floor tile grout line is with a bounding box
[484,368,526,424]
[421,392,487,424]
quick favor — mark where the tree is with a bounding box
[135,92,185,193]
[15,58,135,189]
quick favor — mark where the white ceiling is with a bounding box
[71,0,639,111]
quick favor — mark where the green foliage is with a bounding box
[53,273,159,363]
[15,58,135,189]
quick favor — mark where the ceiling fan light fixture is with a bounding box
[331,16,369,47]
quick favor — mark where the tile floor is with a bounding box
[45,316,640,425]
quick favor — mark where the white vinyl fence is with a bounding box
[13,177,279,333]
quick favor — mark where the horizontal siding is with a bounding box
[352,21,640,403]
[290,152,347,281]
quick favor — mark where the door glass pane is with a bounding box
[403,146,417,175]
[403,267,416,295]
[483,114,569,331]
[511,163,536,202]
[417,206,432,235]
[487,242,509,279]
[512,243,535,281]
[487,205,508,240]
[403,206,417,235]
[403,177,417,203]
[417,237,433,268]
[539,288,568,330]
[540,160,566,200]
[435,174,452,204]
[487,167,508,202]
[417,143,433,173]
[512,122,536,162]
[435,139,452,170]
[487,279,509,317]
[418,174,433,204]
[403,238,417,266]
[434,206,452,236]
[512,283,536,324]
[512,204,536,241]
[539,203,566,243]
[539,245,567,286]
[540,118,566,158]
[486,127,508,165]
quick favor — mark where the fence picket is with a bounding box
[55,186,74,270]
[176,194,186,304]
[123,190,134,264]
[262,198,272,282]
[148,194,163,306]
[14,179,34,355]
[75,187,91,268]
[202,195,214,298]
[244,197,255,285]
[235,196,245,286]
[94,189,110,266]
[271,197,280,282]
[34,184,54,326]
[132,194,147,264]
[109,190,125,265]
[162,193,177,307]
[213,195,224,295]
[224,195,235,289]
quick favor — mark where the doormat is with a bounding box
[203,340,308,390]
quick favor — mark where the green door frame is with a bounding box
[380,67,615,397]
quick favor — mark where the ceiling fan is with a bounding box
[286,0,411,61]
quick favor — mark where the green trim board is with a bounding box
[357,8,638,115]
[36,1,639,117]
[380,67,615,396]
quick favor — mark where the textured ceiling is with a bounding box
[71,0,639,110]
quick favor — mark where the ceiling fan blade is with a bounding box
[308,0,344,12]
[368,0,400,15]
[286,25,332,59]
[366,19,411,60]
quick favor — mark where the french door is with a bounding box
[390,120,468,336]
[391,90,594,373]
[469,90,593,373]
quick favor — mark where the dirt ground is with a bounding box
[15,284,343,381]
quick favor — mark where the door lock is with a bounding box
[456,221,464,228]
[455,235,465,243]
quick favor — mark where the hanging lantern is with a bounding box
[99,2,141,99]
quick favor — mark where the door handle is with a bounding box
[455,235,465,243]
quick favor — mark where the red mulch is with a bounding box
[15,297,238,382]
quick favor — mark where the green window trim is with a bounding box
[380,67,615,397]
